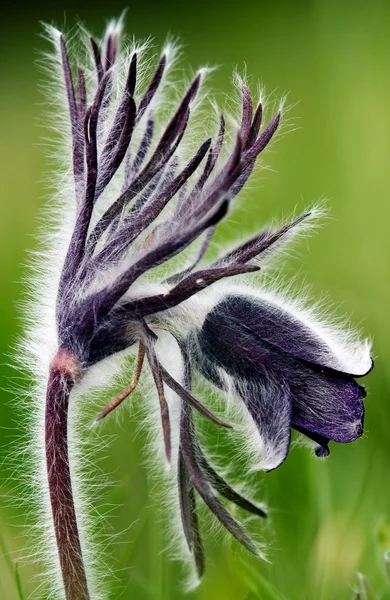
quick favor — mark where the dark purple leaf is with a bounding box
[247,102,263,148]
[137,54,167,120]
[88,74,200,247]
[215,211,311,266]
[121,263,259,318]
[240,84,253,147]
[91,138,211,269]
[180,403,259,555]
[177,450,205,577]
[132,116,154,174]
[196,445,267,518]
[90,37,103,83]
[243,112,281,167]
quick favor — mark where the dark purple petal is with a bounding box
[195,301,292,471]
[212,294,367,376]
[237,379,292,471]
[289,363,365,443]
[293,424,330,457]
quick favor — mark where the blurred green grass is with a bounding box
[1,0,390,598]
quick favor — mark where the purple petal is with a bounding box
[216,294,371,376]
[293,424,330,457]
[196,299,292,471]
[289,363,365,443]
[236,379,292,471]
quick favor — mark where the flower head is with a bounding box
[192,293,372,472]
[34,17,373,595]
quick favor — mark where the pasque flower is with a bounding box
[192,294,371,471]
[29,17,373,599]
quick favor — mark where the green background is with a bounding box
[1,0,390,598]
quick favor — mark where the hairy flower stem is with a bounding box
[45,350,89,600]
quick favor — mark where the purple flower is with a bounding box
[35,18,373,597]
[192,294,372,472]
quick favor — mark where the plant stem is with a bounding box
[45,350,89,600]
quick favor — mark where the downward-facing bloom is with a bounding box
[192,293,372,471]
[31,17,373,598]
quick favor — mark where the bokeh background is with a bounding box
[1,0,390,598]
